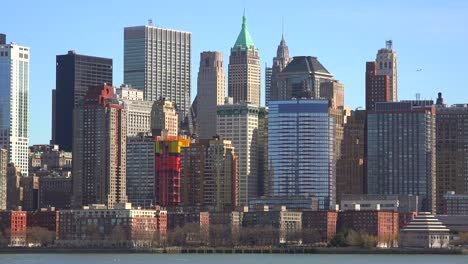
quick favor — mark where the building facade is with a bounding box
[435,103,468,214]
[302,211,338,243]
[264,65,272,106]
[124,25,191,121]
[365,61,390,111]
[340,194,419,212]
[443,192,468,215]
[181,137,238,212]
[54,50,112,151]
[116,86,153,136]
[197,51,226,139]
[228,14,261,106]
[268,100,336,210]
[367,101,436,212]
[0,34,30,175]
[0,148,6,210]
[126,134,155,208]
[39,173,72,209]
[0,211,27,247]
[336,109,366,202]
[151,99,178,137]
[217,103,259,206]
[375,40,398,102]
[72,85,127,209]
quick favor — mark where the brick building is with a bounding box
[0,211,27,247]
[338,210,399,247]
[302,211,338,243]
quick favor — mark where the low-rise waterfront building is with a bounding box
[399,212,450,248]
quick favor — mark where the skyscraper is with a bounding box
[367,101,436,212]
[435,100,468,214]
[268,100,336,210]
[124,25,191,121]
[0,34,29,176]
[275,56,334,100]
[269,35,292,104]
[375,40,398,102]
[72,84,127,209]
[126,134,155,208]
[197,51,226,139]
[336,109,366,202]
[228,13,261,106]
[0,148,6,210]
[265,65,272,106]
[54,50,113,151]
[181,137,238,212]
[365,61,390,111]
[217,102,259,206]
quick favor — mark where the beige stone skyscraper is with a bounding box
[375,40,398,101]
[228,13,261,106]
[197,52,226,139]
[150,99,178,138]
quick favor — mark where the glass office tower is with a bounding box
[268,100,336,210]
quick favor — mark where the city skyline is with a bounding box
[1,0,468,145]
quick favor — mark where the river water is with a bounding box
[1,254,467,264]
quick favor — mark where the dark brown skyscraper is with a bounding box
[435,102,468,214]
[365,61,390,111]
[72,85,127,209]
[54,51,112,151]
[336,110,366,203]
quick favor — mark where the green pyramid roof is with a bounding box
[232,12,256,52]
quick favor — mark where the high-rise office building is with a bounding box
[0,34,30,176]
[217,102,259,206]
[72,84,127,209]
[367,101,436,213]
[365,61,390,111]
[265,65,272,106]
[6,164,21,210]
[197,52,226,139]
[268,100,336,210]
[375,40,398,102]
[0,148,6,210]
[54,50,112,152]
[228,13,261,106]
[269,35,292,104]
[336,109,366,202]
[275,56,334,101]
[435,99,468,214]
[151,99,178,137]
[124,25,191,121]
[116,86,153,136]
[126,134,155,208]
[181,137,238,212]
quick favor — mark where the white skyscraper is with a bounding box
[124,26,191,122]
[217,102,258,206]
[375,40,398,101]
[0,34,29,176]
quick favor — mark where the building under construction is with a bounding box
[155,136,190,207]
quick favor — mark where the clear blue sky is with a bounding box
[2,0,468,145]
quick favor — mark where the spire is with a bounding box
[232,10,256,52]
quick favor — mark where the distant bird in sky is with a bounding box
[416,69,422,72]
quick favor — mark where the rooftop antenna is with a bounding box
[282,17,284,39]
[148,19,153,26]
[386,40,393,49]
[416,93,421,101]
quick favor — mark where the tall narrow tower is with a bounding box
[72,85,127,209]
[0,34,30,176]
[228,12,261,106]
[197,51,226,139]
[375,40,398,101]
